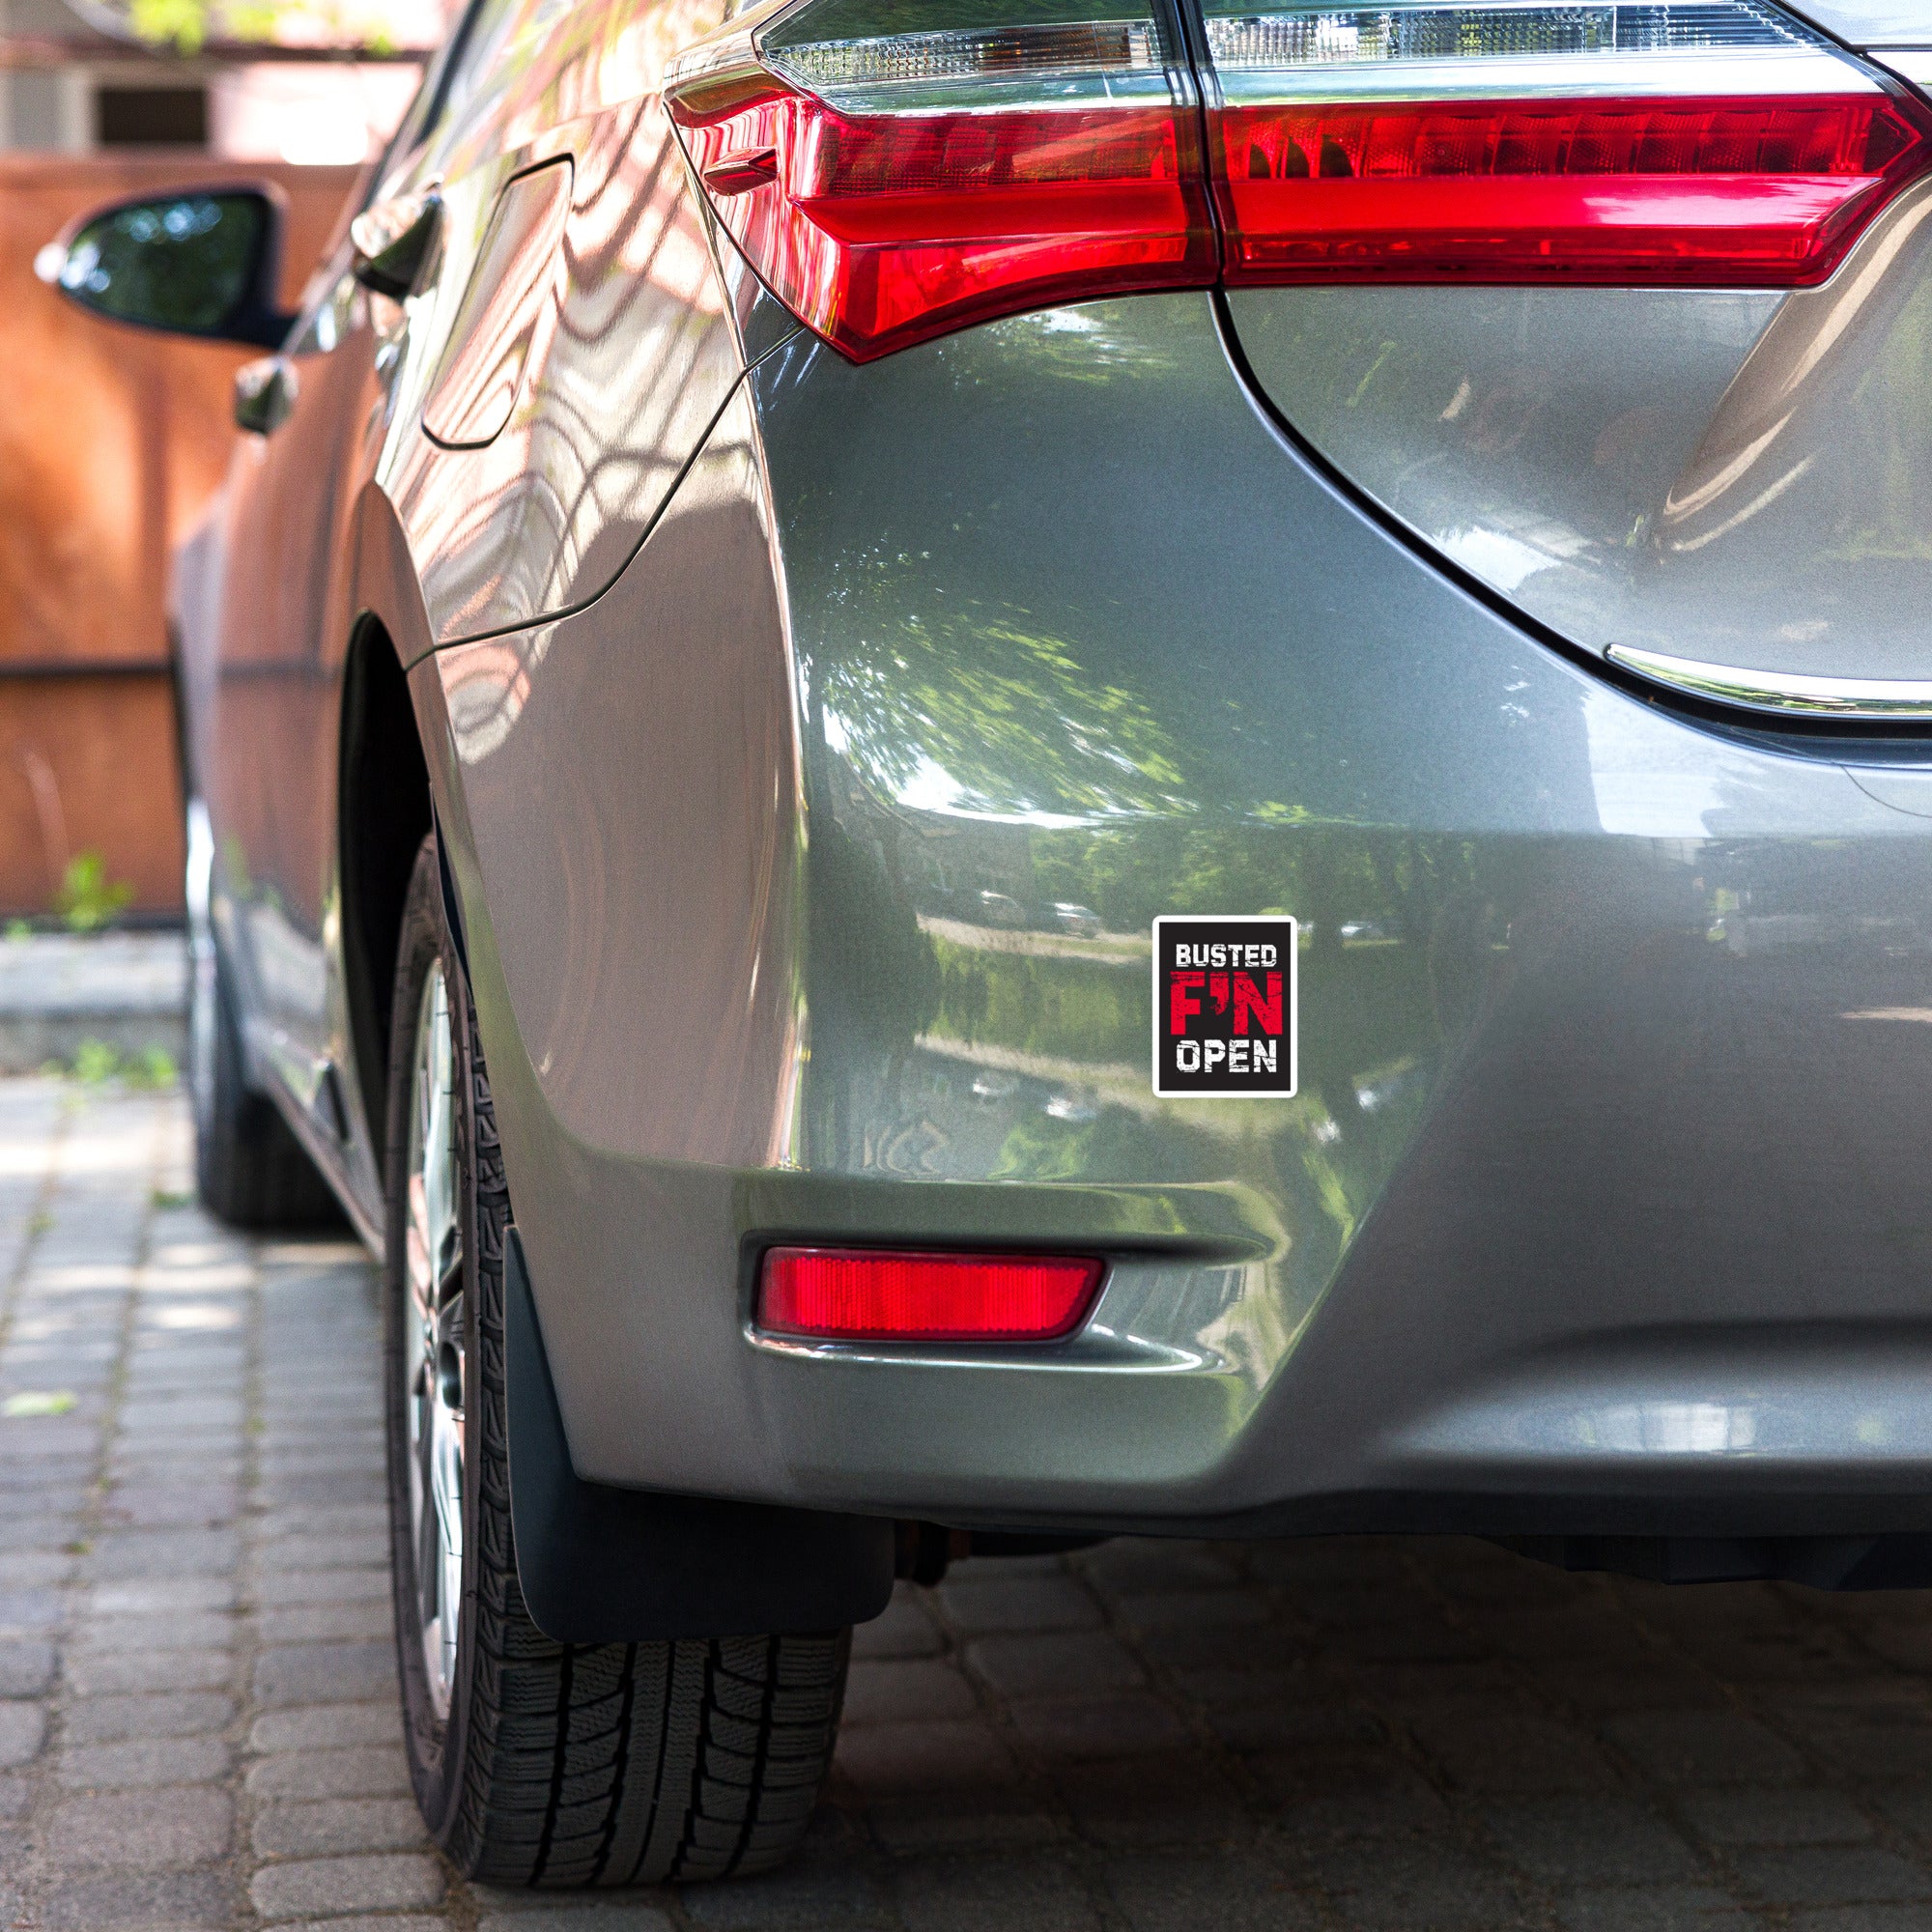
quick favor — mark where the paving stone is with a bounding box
[251,1566,389,1607]
[1787,1909,1932,1930]
[255,1599,393,1645]
[967,1631,1145,1699]
[46,1786,233,1868]
[1105,1852,1324,1931]
[248,1851,444,1918]
[84,1527,242,1577]
[1732,1847,1932,1906]
[1317,1837,1543,1928]
[867,1792,1062,1855]
[1006,1692,1191,1760]
[1260,1743,1450,1836]
[935,1575,1101,1634]
[1552,1885,1753,1930]
[87,1577,235,1616]
[1109,1589,1270,1633]
[1605,1710,1808,1786]
[1410,1704,1623,1794]
[0,1698,46,1766]
[1056,1755,1255,1849]
[1680,1786,1877,1846]
[1082,1545,1242,1593]
[681,1854,892,1926]
[64,1647,233,1696]
[252,1639,395,1706]
[0,1637,54,1695]
[64,1690,233,1744]
[265,1534,392,1572]
[251,1797,426,1857]
[57,1735,234,1788]
[842,1660,980,1727]
[248,1702,400,1752]
[41,1868,230,1930]
[1485,1795,1707,1887]
[895,1851,1101,1931]
[245,1744,412,1799]
[834,1718,1018,1794]
[76,1610,237,1653]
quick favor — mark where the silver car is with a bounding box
[40,0,1932,1886]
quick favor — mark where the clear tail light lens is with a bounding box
[669,0,1932,359]
[1199,0,1932,283]
[667,3,1217,359]
[758,1246,1105,1341]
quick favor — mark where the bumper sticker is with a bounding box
[1152,915,1297,1098]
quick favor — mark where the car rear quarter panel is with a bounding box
[424,290,1932,1530]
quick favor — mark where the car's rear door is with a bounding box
[208,4,507,1141]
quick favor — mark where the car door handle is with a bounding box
[350,188,442,302]
[234,355,296,436]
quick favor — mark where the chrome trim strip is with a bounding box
[1607,642,1932,718]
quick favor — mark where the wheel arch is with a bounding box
[339,614,433,1179]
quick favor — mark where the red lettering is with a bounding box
[1169,971,1204,1037]
[1234,972,1283,1036]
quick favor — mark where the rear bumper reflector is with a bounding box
[757,1247,1105,1342]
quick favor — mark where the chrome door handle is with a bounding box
[351,188,442,302]
[234,355,296,436]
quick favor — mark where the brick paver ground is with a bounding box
[9,1080,1932,1929]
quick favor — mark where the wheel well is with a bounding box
[339,618,432,1175]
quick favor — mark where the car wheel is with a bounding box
[383,833,851,1885]
[185,799,339,1228]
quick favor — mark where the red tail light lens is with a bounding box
[758,1246,1104,1342]
[1216,94,1928,283]
[668,64,1216,360]
[668,0,1932,359]
[1199,0,1932,286]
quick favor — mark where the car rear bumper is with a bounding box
[418,290,1932,1539]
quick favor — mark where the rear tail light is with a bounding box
[667,1,1217,360]
[1199,0,1931,283]
[669,0,1930,356]
[758,1246,1104,1341]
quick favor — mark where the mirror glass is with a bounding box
[51,193,268,337]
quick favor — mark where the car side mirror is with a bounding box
[36,186,295,349]
[233,355,296,435]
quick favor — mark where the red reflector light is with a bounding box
[1214,94,1930,284]
[669,83,1217,359]
[758,1247,1103,1342]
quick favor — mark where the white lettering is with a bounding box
[1230,1039,1249,1072]
[1254,1039,1277,1073]
[1205,1040,1227,1071]
[1176,1039,1201,1071]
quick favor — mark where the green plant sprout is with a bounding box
[55,851,134,933]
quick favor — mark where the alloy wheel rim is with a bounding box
[404,959,465,1721]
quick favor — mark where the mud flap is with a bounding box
[503,1226,895,1640]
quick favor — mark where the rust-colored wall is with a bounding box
[0,155,359,916]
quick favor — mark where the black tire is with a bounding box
[382,834,850,1886]
[188,883,340,1229]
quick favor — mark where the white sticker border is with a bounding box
[1151,914,1299,1100]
